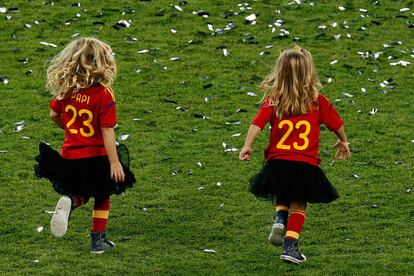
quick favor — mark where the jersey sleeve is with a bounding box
[318,95,344,131]
[49,98,63,114]
[251,101,274,129]
[99,87,117,128]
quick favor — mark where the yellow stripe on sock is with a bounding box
[285,231,300,239]
[291,210,306,217]
[92,210,109,219]
[275,205,289,212]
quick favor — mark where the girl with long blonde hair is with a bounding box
[239,46,350,264]
[35,37,135,253]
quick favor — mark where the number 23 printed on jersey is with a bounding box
[65,105,95,137]
[276,120,311,151]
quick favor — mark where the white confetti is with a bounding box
[40,41,57,47]
[197,162,202,167]
[338,6,345,11]
[198,186,205,191]
[36,226,44,233]
[359,8,368,13]
[138,49,149,54]
[203,249,216,253]
[207,23,213,31]
[390,60,411,66]
[0,7,7,13]
[119,134,130,141]
[343,93,353,98]
[219,203,224,208]
[247,92,256,97]
[135,68,141,74]
[361,88,366,93]
[143,207,148,211]
[245,14,256,22]
[334,35,341,40]
[171,28,177,33]
[216,182,222,187]
[222,142,227,148]
[223,49,229,56]
[44,210,54,214]
[400,8,410,12]
[174,5,183,11]
[330,60,338,65]
[232,133,241,137]
[170,57,180,61]
[224,148,238,152]
[369,108,378,115]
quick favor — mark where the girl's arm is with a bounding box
[333,125,351,160]
[50,110,64,129]
[239,124,262,161]
[101,127,125,183]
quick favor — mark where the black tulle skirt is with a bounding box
[249,159,338,203]
[34,142,136,198]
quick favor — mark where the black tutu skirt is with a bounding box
[249,159,338,203]
[34,142,136,198]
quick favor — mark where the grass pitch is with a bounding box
[0,0,413,274]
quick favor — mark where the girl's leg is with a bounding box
[269,197,290,246]
[281,201,307,264]
[70,195,89,211]
[273,197,289,225]
[50,195,89,238]
[90,196,115,254]
[92,196,110,233]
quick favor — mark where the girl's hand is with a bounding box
[239,146,252,161]
[110,161,125,183]
[333,140,351,160]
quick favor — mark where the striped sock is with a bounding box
[274,205,289,225]
[285,209,306,240]
[92,196,110,233]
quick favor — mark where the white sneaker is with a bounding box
[268,222,285,246]
[50,196,71,237]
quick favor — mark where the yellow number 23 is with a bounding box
[65,105,95,137]
[276,120,311,151]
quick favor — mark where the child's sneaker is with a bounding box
[50,196,72,237]
[268,222,285,246]
[280,238,307,264]
[91,231,115,254]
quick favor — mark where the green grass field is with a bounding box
[0,0,413,274]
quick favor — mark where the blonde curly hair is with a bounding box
[260,46,322,118]
[46,37,116,99]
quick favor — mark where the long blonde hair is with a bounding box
[46,37,116,99]
[260,46,321,118]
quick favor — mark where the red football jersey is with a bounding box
[252,94,343,166]
[49,84,117,159]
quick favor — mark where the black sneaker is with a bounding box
[90,232,115,254]
[280,238,307,264]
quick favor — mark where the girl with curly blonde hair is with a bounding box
[35,37,135,253]
[240,46,350,264]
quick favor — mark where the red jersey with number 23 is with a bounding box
[49,84,116,159]
[252,94,343,166]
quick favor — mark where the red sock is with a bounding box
[285,209,306,240]
[70,195,89,209]
[92,196,110,233]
